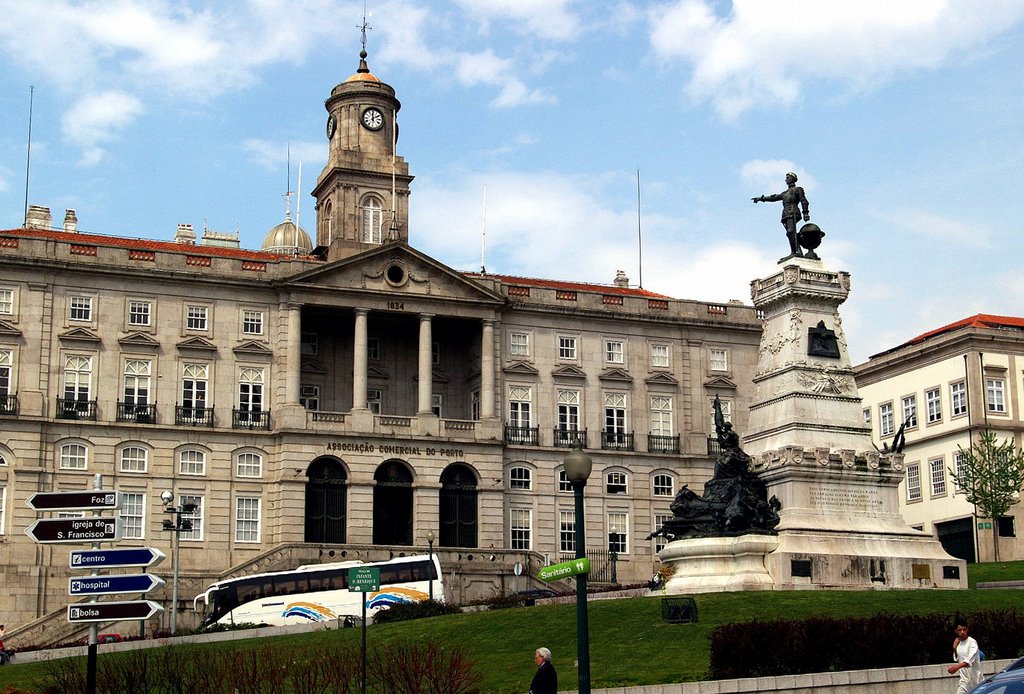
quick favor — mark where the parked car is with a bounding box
[970,658,1024,694]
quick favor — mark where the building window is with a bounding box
[0,349,11,398]
[605,340,624,364]
[186,305,208,331]
[954,450,967,492]
[863,408,871,424]
[431,394,443,417]
[179,495,204,541]
[236,452,263,478]
[951,381,968,417]
[508,386,532,427]
[906,463,921,502]
[879,402,894,437]
[509,466,532,490]
[606,471,628,495]
[63,355,93,402]
[710,398,732,430]
[558,469,572,493]
[0,288,13,315]
[930,458,946,497]
[998,516,1016,538]
[510,509,532,550]
[69,296,93,322]
[238,367,264,412]
[925,388,941,423]
[509,332,530,357]
[361,196,384,244]
[367,388,382,414]
[0,485,5,534]
[182,364,209,410]
[709,348,728,371]
[608,512,628,554]
[559,510,576,553]
[471,390,480,421]
[301,332,319,356]
[651,344,670,368]
[242,310,264,335]
[300,385,320,411]
[650,396,673,437]
[121,492,145,540]
[235,497,261,543]
[179,449,206,476]
[119,446,148,473]
[367,337,380,360]
[654,513,672,552]
[60,443,88,470]
[558,336,577,361]
[605,393,627,435]
[987,378,1006,413]
[123,360,152,405]
[557,390,580,431]
[653,474,674,497]
[902,395,917,428]
[128,300,151,326]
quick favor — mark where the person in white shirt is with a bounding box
[947,620,983,693]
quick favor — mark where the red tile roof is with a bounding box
[880,314,1024,355]
[0,227,313,262]
[464,272,672,299]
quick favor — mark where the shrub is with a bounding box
[372,599,461,623]
[368,640,481,693]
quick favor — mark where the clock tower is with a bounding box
[312,48,413,260]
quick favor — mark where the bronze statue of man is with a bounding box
[753,172,810,257]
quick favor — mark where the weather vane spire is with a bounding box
[357,1,372,72]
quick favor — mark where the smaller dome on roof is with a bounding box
[262,213,312,254]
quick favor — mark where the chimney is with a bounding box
[25,205,52,230]
[613,270,629,288]
[174,223,196,244]
[63,209,78,233]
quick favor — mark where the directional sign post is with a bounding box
[348,566,380,694]
[25,517,121,544]
[69,547,166,570]
[69,573,165,597]
[67,601,164,624]
[537,557,591,583]
[26,491,122,512]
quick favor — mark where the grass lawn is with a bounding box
[2,572,1023,693]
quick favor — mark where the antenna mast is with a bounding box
[295,162,303,249]
[636,168,643,289]
[23,85,34,226]
[480,185,488,274]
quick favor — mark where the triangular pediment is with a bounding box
[118,331,160,348]
[704,375,737,390]
[552,364,587,380]
[503,360,539,376]
[301,358,328,375]
[233,340,273,357]
[0,320,22,337]
[367,364,390,379]
[644,372,679,387]
[176,336,217,352]
[598,367,633,384]
[285,243,506,305]
[59,327,101,343]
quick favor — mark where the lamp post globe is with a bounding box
[563,444,593,694]
[160,490,173,505]
[426,529,436,601]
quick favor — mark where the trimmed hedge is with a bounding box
[372,599,462,623]
[709,609,1024,679]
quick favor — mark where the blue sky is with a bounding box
[0,0,1022,364]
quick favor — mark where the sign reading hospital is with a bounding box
[69,573,165,596]
[537,557,591,583]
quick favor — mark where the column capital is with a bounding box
[354,307,370,317]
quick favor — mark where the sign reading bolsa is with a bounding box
[69,547,166,570]
[67,600,164,623]
[26,491,122,512]
[26,517,121,544]
[537,557,591,583]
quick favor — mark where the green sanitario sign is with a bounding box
[537,557,590,583]
[348,566,380,592]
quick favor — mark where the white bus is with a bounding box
[193,554,444,627]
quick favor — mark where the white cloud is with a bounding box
[872,208,991,248]
[62,91,144,166]
[453,0,580,40]
[648,0,1024,118]
[740,159,816,194]
[243,139,326,172]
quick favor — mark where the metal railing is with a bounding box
[233,409,270,430]
[648,434,679,454]
[707,436,722,456]
[0,393,17,416]
[56,398,97,420]
[553,428,587,448]
[505,425,539,446]
[175,405,214,427]
[601,431,634,451]
[117,401,156,423]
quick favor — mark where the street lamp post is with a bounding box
[426,529,436,601]
[161,491,196,635]
[563,444,593,694]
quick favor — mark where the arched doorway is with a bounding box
[439,463,478,548]
[305,457,348,543]
[373,459,414,545]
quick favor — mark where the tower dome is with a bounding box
[261,211,313,254]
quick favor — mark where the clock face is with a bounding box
[361,107,384,131]
[326,115,336,139]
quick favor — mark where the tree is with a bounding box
[950,429,1024,561]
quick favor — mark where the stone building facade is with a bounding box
[0,54,761,639]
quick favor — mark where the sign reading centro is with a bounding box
[537,557,590,583]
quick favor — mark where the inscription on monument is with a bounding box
[809,488,883,513]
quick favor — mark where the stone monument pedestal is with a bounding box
[659,534,779,595]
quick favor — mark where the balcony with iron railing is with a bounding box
[552,427,587,449]
[56,397,97,420]
[505,425,540,446]
[601,430,634,451]
[648,433,679,454]
[707,436,722,456]
[175,405,214,427]
[0,393,17,416]
[233,408,271,430]
[117,401,157,424]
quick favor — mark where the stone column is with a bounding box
[353,309,369,410]
[286,303,301,404]
[418,314,434,414]
[481,319,495,418]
